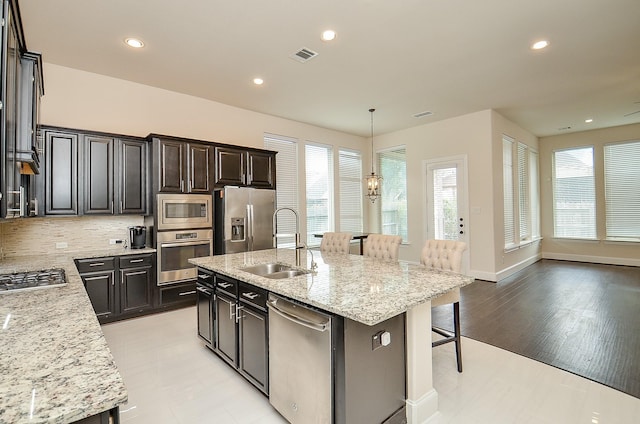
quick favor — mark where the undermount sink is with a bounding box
[241,263,308,279]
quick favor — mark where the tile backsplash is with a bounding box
[0,215,145,259]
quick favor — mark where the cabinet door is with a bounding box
[247,151,276,189]
[118,138,148,214]
[2,6,21,218]
[45,131,78,215]
[158,139,184,192]
[188,143,212,193]
[83,135,114,214]
[238,303,268,393]
[120,267,153,314]
[197,285,214,345]
[81,271,116,320]
[215,292,237,365]
[214,147,245,187]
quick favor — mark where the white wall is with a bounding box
[491,111,541,280]
[539,123,640,266]
[371,110,496,279]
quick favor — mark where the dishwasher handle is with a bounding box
[267,298,330,332]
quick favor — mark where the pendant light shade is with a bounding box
[365,108,382,203]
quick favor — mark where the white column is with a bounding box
[405,300,439,423]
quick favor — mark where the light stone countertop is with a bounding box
[0,247,155,423]
[189,248,474,326]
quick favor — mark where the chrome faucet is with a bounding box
[273,207,302,264]
[296,242,318,272]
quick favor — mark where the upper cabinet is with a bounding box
[214,146,276,189]
[41,126,149,216]
[1,0,43,219]
[152,136,213,194]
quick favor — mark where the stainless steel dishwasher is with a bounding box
[267,294,333,423]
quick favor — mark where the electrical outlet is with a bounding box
[55,242,68,249]
[109,239,118,245]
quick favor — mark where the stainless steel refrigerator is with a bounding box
[213,186,276,255]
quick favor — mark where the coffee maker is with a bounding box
[129,226,147,249]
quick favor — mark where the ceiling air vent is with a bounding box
[290,47,318,63]
[413,111,433,118]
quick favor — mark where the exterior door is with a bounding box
[425,156,469,271]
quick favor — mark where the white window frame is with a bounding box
[305,142,334,246]
[603,140,640,242]
[338,148,364,234]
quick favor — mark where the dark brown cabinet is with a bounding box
[214,146,276,189]
[118,138,148,214]
[41,126,149,216]
[45,130,78,215]
[76,253,155,323]
[203,269,268,394]
[153,136,213,193]
[120,254,153,314]
[83,135,114,214]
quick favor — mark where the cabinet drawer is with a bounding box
[238,282,267,310]
[160,282,197,305]
[120,253,154,269]
[75,257,116,273]
[215,274,237,296]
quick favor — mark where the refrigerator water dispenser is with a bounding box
[230,217,245,241]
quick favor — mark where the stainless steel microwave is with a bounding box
[156,193,212,230]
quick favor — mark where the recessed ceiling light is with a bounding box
[531,40,549,50]
[585,118,593,123]
[321,30,336,41]
[253,78,264,85]
[124,38,145,48]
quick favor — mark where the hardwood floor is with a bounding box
[432,259,640,399]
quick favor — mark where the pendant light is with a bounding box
[365,108,382,203]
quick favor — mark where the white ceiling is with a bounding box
[19,0,640,137]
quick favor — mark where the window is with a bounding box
[338,149,363,233]
[379,147,408,241]
[265,134,298,247]
[604,140,640,241]
[305,144,333,245]
[552,147,596,239]
[503,137,540,249]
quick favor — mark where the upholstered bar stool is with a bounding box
[421,239,467,372]
[363,234,402,261]
[320,232,353,254]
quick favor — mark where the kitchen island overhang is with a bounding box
[190,248,474,424]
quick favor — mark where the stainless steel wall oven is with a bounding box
[156,229,213,285]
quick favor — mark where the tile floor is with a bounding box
[102,307,640,423]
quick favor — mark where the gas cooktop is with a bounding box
[0,268,67,293]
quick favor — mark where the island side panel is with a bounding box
[405,301,439,423]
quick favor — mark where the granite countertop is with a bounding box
[189,248,474,326]
[0,247,155,423]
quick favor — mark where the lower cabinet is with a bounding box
[76,253,155,323]
[157,281,197,307]
[201,269,269,395]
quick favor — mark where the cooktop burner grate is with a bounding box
[0,268,67,293]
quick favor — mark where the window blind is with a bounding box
[305,143,333,245]
[604,140,640,240]
[378,148,408,241]
[503,137,515,248]
[517,142,530,241]
[529,150,540,238]
[553,147,596,239]
[265,134,298,247]
[338,150,363,233]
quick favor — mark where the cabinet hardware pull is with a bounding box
[129,259,144,263]
[89,262,105,267]
[120,201,123,213]
[218,282,232,289]
[196,286,211,295]
[236,305,245,322]
[125,271,146,277]
[198,274,210,279]
[179,290,196,296]
[111,201,114,214]
[242,292,259,300]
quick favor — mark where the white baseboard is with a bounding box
[405,388,439,424]
[542,252,640,267]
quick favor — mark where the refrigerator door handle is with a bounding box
[247,204,253,251]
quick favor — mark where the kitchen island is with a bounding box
[0,247,153,423]
[190,248,474,423]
